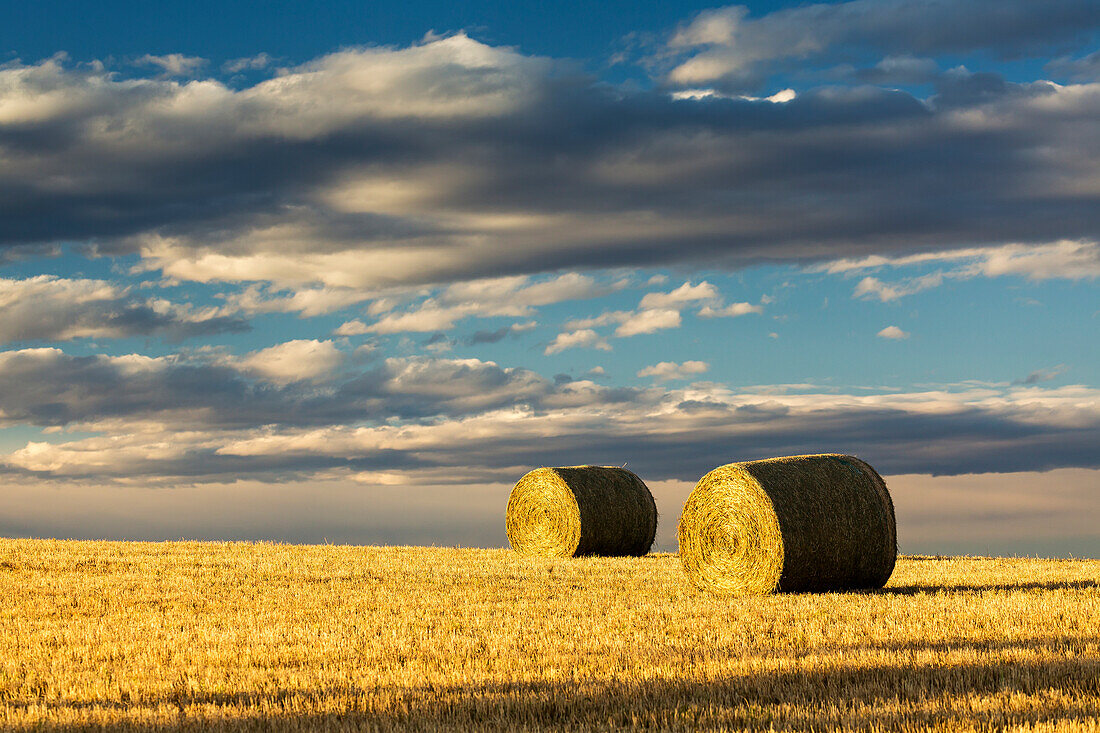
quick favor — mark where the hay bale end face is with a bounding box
[506,466,658,557]
[678,454,897,594]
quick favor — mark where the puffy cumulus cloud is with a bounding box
[877,325,910,339]
[334,319,371,336]
[614,308,681,337]
[666,0,1100,90]
[637,360,710,381]
[544,329,611,355]
[637,281,718,310]
[558,280,763,345]
[5,39,1100,289]
[238,340,345,384]
[4,370,1097,484]
[0,275,248,344]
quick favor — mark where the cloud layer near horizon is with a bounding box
[2,345,1097,485]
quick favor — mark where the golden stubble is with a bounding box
[1,539,1098,731]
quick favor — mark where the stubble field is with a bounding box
[1,538,1098,731]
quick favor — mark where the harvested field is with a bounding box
[1,539,1098,731]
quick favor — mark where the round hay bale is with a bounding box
[506,466,658,557]
[678,454,896,594]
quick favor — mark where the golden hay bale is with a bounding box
[506,466,658,557]
[678,454,896,594]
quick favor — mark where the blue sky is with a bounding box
[0,0,1098,554]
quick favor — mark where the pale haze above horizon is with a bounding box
[0,0,1097,557]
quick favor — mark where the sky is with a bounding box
[1,0,1098,556]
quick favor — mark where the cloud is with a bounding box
[466,321,537,345]
[334,319,370,336]
[977,240,1100,280]
[1047,50,1100,82]
[637,360,710,381]
[239,339,345,383]
[1013,365,1068,385]
[696,301,764,318]
[544,329,611,355]
[136,54,208,77]
[637,281,718,309]
[614,308,681,337]
[0,348,577,430]
[222,53,274,74]
[818,241,1100,301]
[853,273,945,302]
[666,0,1100,90]
[561,280,763,345]
[0,275,248,344]
[877,325,910,339]
[365,273,606,334]
[4,41,1100,290]
[3,351,1096,484]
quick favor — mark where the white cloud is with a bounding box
[224,284,380,318]
[614,308,682,337]
[136,54,208,77]
[696,301,764,318]
[544,329,612,355]
[334,319,370,336]
[670,87,796,103]
[663,0,1098,89]
[564,280,762,342]
[222,53,274,74]
[564,310,632,330]
[877,325,910,339]
[976,240,1100,280]
[240,340,345,383]
[366,273,607,334]
[638,280,718,309]
[637,360,710,381]
[853,273,946,302]
[819,241,1100,301]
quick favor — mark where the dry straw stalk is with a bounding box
[506,466,658,557]
[678,454,897,594]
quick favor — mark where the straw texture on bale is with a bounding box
[506,466,658,557]
[678,454,896,594]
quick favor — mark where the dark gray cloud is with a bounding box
[0,348,578,428]
[467,327,512,345]
[1,36,1098,290]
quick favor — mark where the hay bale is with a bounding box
[678,454,896,594]
[506,466,657,557]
